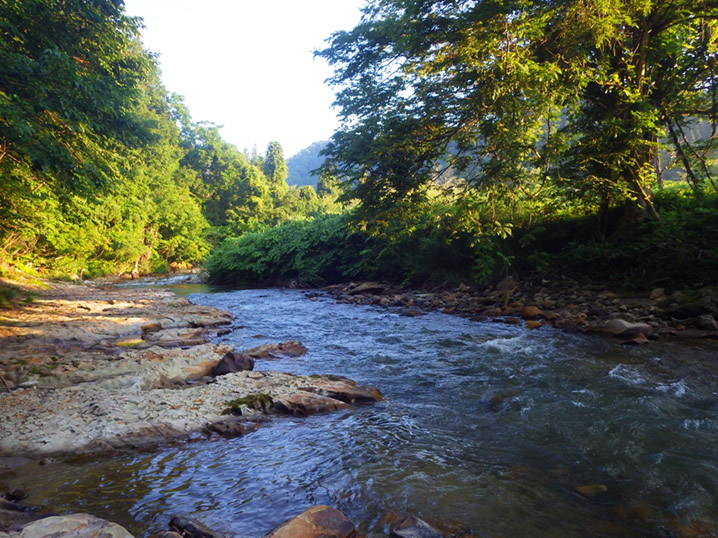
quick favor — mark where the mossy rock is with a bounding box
[222,393,273,416]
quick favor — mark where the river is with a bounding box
[11,285,718,536]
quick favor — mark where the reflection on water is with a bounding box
[11,288,718,536]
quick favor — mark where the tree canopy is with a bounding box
[0,0,339,278]
[317,0,718,230]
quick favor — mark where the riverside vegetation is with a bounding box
[2,0,718,536]
[1,0,717,293]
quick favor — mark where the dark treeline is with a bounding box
[0,0,337,279]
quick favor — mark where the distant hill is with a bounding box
[287,141,328,189]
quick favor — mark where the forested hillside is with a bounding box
[286,141,327,189]
[0,0,336,279]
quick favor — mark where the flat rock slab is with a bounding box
[0,283,232,390]
[0,367,381,457]
[0,283,382,458]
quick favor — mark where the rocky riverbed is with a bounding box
[0,282,381,458]
[325,279,718,344]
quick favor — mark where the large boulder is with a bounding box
[265,505,356,538]
[13,513,133,537]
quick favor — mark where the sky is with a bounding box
[123,0,365,158]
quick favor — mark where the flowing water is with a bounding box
[10,286,718,536]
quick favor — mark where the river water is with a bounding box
[12,286,718,536]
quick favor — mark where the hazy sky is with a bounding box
[123,0,364,157]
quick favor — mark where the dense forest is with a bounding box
[2,0,718,290]
[0,0,337,280]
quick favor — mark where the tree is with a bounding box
[0,0,153,259]
[263,141,289,186]
[317,0,718,232]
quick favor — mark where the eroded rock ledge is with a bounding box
[0,282,381,458]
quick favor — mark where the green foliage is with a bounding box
[206,214,373,287]
[317,0,718,231]
[553,191,718,287]
[0,284,33,309]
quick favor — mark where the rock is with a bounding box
[620,333,650,345]
[695,314,718,331]
[244,341,307,360]
[203,419,260,439]
[274,392,352,416]
[525,320,542,329]
[496,276,517,293]
[575,484,608,497]
[649,288,665,301]
[168,515,221,538]
[14,513,133,537]
[3,490,25,503]
[401,309,424,317]
[389,514,443,538]
[304,377,383,405]
[522,305,543,319]
[141,321,163,333]
[589,318,654,337]
[0,508,45,534]
[148,532,183,538]
[667,299,711,318]
[211,351,255,376]
[347,282,385,295]
[265,505,356,538]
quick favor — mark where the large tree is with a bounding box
[318,0,718,230]
[0,0,154,257]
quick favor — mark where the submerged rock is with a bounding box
[388,514,443,538]
[575,484,608,497]
[265,505,356,538]
[168,515,221,538]
[244,341,307,359]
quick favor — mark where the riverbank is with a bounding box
[324,279,718,344]
[0,281,381,457]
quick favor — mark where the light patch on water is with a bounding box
[479,334,541,357]
[655,380,688,397]
[608,364,646,385]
